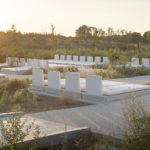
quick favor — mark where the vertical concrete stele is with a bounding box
[87,56,93,62]
[131,58,139,67]
[20,58,26,66]
[60,55,65,61]
[33,59,40,68]
[103,57,109,64]
[32,69,44,86]
[67,55,72,61]
[27,58,32,66]
[86,75,103,96]
[73,56,78,62]
[54,54,59,60]
[66,72,80,92]
[95,57,101,64]
[142,58,150,67]
[48,71,60,89]
[80,56,85,62]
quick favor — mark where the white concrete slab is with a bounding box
[32,69,44,86]
[66,72,80,92]
[142,58,150,67]
[67,55,72,61]
[48,71,61,89]
[86,75,102,96]
[54,54,59,60]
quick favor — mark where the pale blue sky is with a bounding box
[0,0,150,36]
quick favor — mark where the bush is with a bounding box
[0,79,29,92]
[95,65,150,79]
[121,96,150,150]
[50,66,79,73]
[9,90,23,104]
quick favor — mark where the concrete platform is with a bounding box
[1,66,31,75]
[44,78,150,96]
[0,115,89,148]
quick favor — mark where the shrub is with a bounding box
[121,96,150,150]
[0,79,29,92]
[50,66,79,73]
[10,90,23,104]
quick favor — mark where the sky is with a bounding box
[0,0,150,36]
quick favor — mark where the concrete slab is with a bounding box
[0,115,89,148]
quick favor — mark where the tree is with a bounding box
[131,32,141,48]
[143,31,150,43]
[121,97,150,150]
[75,25,92,40]
[50,24,57,49]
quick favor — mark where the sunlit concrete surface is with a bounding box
[28,92,150,140]
[0,115,89,148]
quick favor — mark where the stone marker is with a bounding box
[87,56,93,62]
[48,71,61,89]
[131,58,139,67]
[67,55,72,61]
[20,58,26,66]
[27,58,32,66]
[60,55,65,61]
[73,56,78,62]
[32,69,44,86]
[40,60,48,69]
[142,58,150,67]
[33,59,40,68]
[95,57,101,64]
[86,75,103,96]
[66,72,80,92]
[103,57,109,64]
[54,54,59,60]
[80,56,85,62]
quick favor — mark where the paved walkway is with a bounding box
[110,75,150,85]
[28,92,150,140]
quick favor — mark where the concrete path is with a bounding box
[110,75,150,85]
[28,92,150,140]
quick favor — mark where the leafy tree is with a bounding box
[75,25,92,40]
[143,31,150,42]
[131,32,141,48]
[121,97,150,150]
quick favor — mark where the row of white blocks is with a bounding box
[32,69,103,96]
[54,54,109,64]
[6,57,48,69]
[131,58,150,67]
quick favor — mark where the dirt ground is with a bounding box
[0,95,90,114]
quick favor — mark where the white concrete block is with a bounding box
[142,58,150,67]
[95,57,101,64]
[20,58,26,66]
[40,60,48,69]
[48,71,61,89]
[131,58,139,67]
[66,72,80,92]
[32,69,44,86]
[60,55,65,61]
[103,57,109,64]
[86,75,103,96]
[54,54,59,60]
[67,55,72,61]
[80,56,85,62]
[33,59,40,68]
[87,56,93,62]
[27,58,32,66]
[73,56,78,62]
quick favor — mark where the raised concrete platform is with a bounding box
[28,92,150,140]
[1,66,31,75]
[0,115,89,148]
[44,78,150,96]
